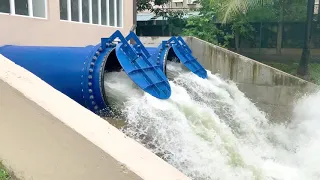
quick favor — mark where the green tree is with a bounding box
[182,0,234,46]
[297,0,315,79]
[218,0,312,79]
[137,0,170,12]
[183,15,231,46]
[137,0,187,36]
[216,0,274,23]
[167,10,187,36]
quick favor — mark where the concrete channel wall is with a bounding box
[0,55,190,180]
[139,36,319,121]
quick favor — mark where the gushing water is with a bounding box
[104,62,320,180]
[104,71,143,117]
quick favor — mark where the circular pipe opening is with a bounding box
[103,48,123,73]
[163,47,180,76]
[167,47,180,63]
[98,48,123,116]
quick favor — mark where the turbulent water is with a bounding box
[104,62,320,180]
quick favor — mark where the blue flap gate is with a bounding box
[146,36,208,79]
[104,31,171,100]
[0,30,171,115]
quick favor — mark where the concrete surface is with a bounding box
[139,36,171,47]
[0,0,133,46]
[0,54,190,180]
[139,36,319,121]
[231,48,320,63]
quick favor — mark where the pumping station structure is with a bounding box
[0,30,207,115]
[2,28,319,180]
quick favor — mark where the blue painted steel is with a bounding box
[146,36,207,79]
[146,46,167,74]
[123,31,171,99]
[166,36,207,78]
[0,30,171,115]
[0,44,106,113]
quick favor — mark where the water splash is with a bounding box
[104,70,143,117]
[104,62,320,180]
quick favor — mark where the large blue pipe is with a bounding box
[146,46,170,76]
[0,30,171,115]
[0,44,104,111]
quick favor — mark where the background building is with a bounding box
[0,0,135,46]
[168,0,200,10]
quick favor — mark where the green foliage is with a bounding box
[181,0,233,46]
[137,0,307,49]
[137,0,188,36]
[183,15,229,46]
[137,0,151,12]
[167,10,187,36]
[0,168,10,180]
[218,0,307,23]
[179,0,308,47]
[137,0,170,12]
[283,1,307,22]
[230,15,256,40]
[265,62,320,84]
[216,0,274,23]
[245,4,278,22]
[182,0,257,47]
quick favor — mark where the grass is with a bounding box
[0,165,10,180]
[0,162,17,180]
[264,62,320,85]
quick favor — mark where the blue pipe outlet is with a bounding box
[146,46,169,75]
[146,36,208,79]
[0,30,171,115]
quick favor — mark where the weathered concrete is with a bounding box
[139,37,171,47]
[0,54,190,180]
[139,36,319,121]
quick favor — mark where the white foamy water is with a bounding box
[104,62,320,180]
[104,71,143,115]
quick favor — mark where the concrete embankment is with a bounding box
[0,54,190,180]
